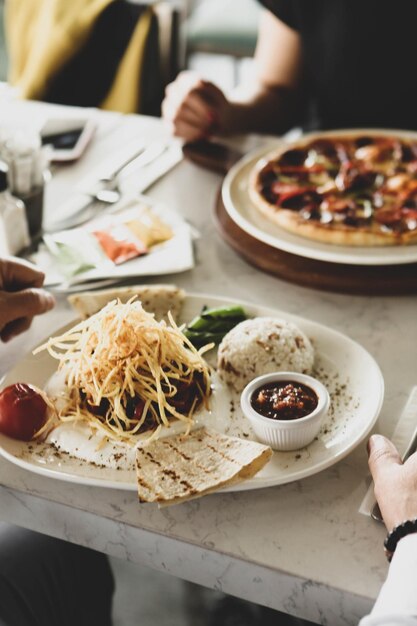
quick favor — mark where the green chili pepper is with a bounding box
[184,305,247,349]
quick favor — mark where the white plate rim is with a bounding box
[222,128,417,266]
[0,292,384,492]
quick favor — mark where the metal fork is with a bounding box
[47,143,168,231]
[91,143,147,203]
[94,142,168,204]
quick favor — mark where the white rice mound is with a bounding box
[217,317,315,393]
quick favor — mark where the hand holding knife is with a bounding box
[370,386,417,523]
[371,426,417,522]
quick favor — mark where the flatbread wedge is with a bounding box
[135,427,272,505]
[68,284,185,322]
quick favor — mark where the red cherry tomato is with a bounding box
[0,383,48,441]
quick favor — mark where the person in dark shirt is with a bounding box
[163,1,417,139]
[0,257,114,626]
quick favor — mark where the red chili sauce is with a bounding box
[250,381,318,421]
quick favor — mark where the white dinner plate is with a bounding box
[0,294,384,492]
[222,129,417,266]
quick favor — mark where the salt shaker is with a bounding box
[1,129,48,236]
[0,161,30,255]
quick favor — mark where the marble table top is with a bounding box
[1,98,416,626]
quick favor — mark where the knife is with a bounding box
[371,386,417,522]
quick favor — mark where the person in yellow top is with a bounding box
[6,0,153,114]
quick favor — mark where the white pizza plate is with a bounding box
[222,128,417,266]
[0,293,384,492]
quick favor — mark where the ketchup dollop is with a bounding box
[0,383,48,441]
[251,381,318,421]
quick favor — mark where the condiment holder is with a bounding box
[0,161,30,255]
[0,127,49,237]
[240,372,330,451]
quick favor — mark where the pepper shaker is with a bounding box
[0,161,30,255]
[1,129,49,237]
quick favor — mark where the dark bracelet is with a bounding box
[384,518,417,562]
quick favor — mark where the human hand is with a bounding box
[162,71,232,141]
[0,257,55,342]
[368,434,417,532]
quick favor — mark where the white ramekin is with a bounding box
[240,372,330,451]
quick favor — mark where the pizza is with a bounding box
[249,132,417,246]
